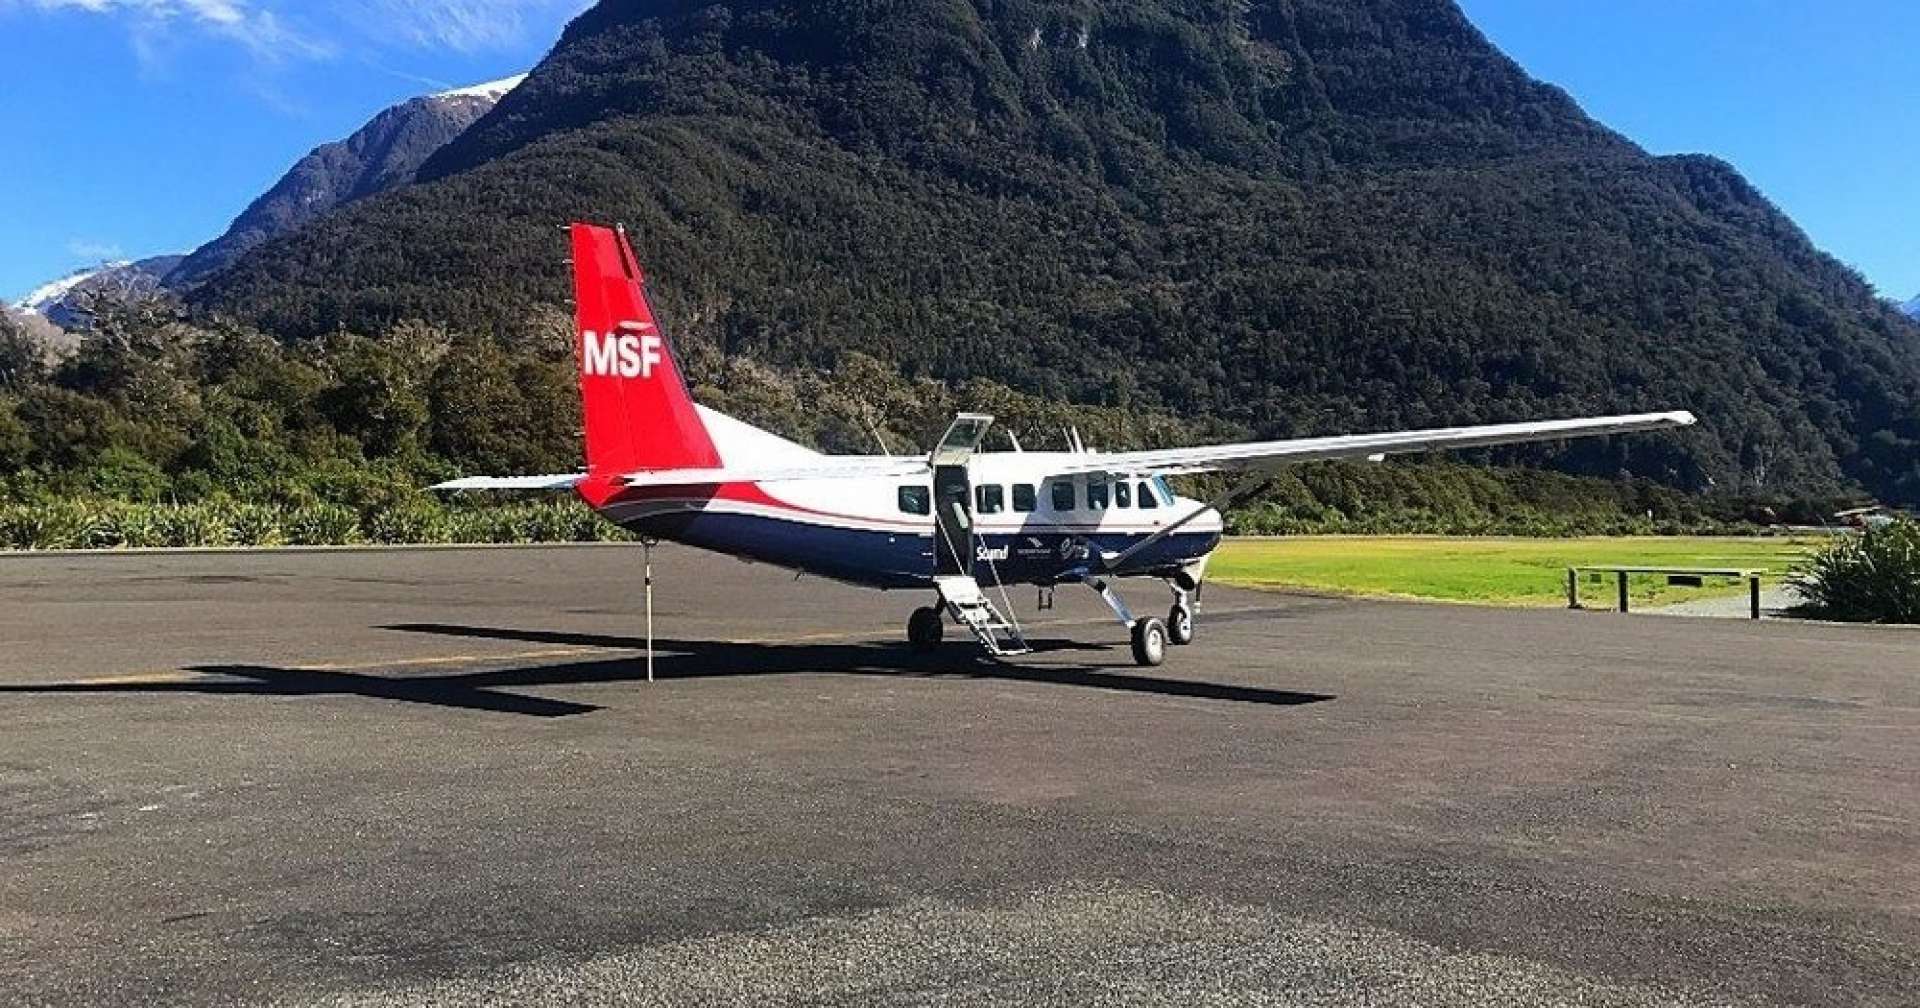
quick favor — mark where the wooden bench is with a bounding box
[1567,566,1767,619]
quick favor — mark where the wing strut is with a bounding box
[1105,469,1276,573]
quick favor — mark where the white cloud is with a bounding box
[3,0,587,63]
[9,0,333,62]
[344,0,591,55]
[66,238,125,261]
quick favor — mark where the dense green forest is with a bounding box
[191,0,1920,503]
[0,297,1852,548]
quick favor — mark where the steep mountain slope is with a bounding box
[1902,295,1919,320]
[195,0,1920,502]
[17,255,184,329]
[166,76,525,289]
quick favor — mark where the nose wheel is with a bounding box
[1167,600,1195,645]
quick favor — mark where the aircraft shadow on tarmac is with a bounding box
[0,624,1336,719]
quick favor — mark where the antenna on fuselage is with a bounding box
[860,410,892,455]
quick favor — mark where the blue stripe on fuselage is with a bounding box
[613,509,1217,589]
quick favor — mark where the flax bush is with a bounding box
[1791,520,1920,623]
[0,498,625,550]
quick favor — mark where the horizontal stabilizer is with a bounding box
[430,474,585,492]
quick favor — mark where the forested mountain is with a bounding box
[192,0,1920,502]
[1902,295,1919,320]
[165,76,525,289]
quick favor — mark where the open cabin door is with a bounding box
[929,413,993,577]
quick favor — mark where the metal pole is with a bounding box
[1617,571,1629,613]
[1567,568,1579,609]
[1750,575,1761,620]
[644,539,655,683]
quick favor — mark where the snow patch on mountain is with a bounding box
[435,74,527,102]
[15,264,128,314]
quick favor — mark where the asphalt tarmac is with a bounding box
[1,544,1916,1006]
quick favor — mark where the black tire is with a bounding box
[908,606,944,651]
[1167,603,1195,645]
[1130,617,1168,667]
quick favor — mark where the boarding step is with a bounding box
[934,575,1031,657]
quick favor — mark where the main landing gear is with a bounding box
[907,605,944,651]
[1130,615,1168,666]
[1090,578,1198,667]
[907,579,1197,667]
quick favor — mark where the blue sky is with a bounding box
[1458,0,1919,301]
[0,0,587,301]
[2,1,1917,303]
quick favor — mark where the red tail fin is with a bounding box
[570,222,718,500]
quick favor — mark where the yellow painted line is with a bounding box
[71,671,200,686]
[298,646,600,672]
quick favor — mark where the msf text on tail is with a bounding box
[435,222,1698,666]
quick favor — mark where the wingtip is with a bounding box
[1669,410,1699,427]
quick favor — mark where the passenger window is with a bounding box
[1051,480,1075,511]
[1137,481,1158,509]
[897,485,930,515]
[975,484,1005,514]
[1012,484,1036,512]
[1086,480,1109,510]
[1114,481,1132,508]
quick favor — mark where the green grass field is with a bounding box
[1209,536,1827,608]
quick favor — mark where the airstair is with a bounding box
[926,412,1031,659]
[935,575,1030,657]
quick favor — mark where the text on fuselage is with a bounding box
[582,321,662,378]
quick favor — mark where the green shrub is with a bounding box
[367,501,451,544]
[226,503,288,547]
[95,504,160,547]
[1791,520,1920,623]
[153,505,236,548]
[285,503,364,545]
[0,501,103,549]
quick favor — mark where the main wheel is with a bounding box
[1167,603,1195,645]
[1130,616,1168,667]
[908,606,944,651]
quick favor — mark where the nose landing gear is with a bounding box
[1167,596,1195,645]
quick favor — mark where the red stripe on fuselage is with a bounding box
[597,481,893,527]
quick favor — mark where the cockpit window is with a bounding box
[1137,481,1158,509]
[1114,481,1132,508]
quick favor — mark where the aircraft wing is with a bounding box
[1049,411,1697,477]
[431,474,586,491]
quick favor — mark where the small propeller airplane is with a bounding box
[435,222,1697,666]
